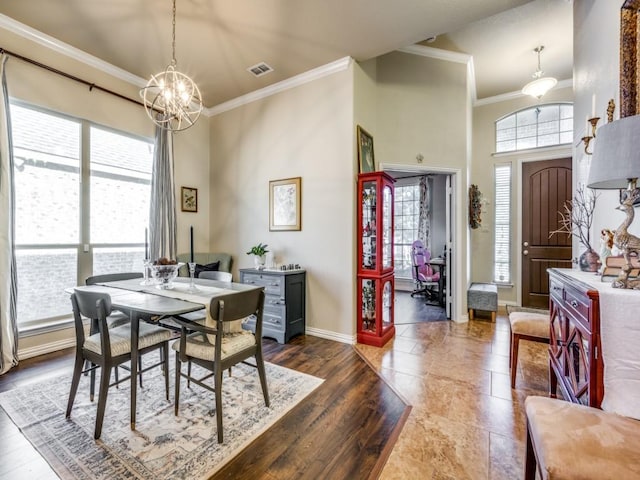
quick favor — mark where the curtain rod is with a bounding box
[0,46,145,109]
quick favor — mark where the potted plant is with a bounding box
[246,243,269,269]
[549,185,599,272]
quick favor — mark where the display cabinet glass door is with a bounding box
[382,185,392,270]
[361,181,377,271]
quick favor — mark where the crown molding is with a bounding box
[474,78,573,107]
[398,44,471,64]
[207,56,352,116]
[0,14,148,88]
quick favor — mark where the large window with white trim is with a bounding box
[393,184,420,277]
[11,102,153,329]
[496,103,573,153]
[494,164,511,283]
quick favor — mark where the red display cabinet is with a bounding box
[357,171,395,346]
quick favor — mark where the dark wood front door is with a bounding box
[522,158,573,308]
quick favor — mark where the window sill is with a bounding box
[494,283,514,288]
[19,316,75,338]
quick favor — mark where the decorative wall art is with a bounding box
[181,186,197,212]
[357,125,375,173]
[270,177,301,231]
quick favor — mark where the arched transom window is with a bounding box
[495,103,573,153]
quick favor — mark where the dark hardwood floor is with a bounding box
[0,336,410,480]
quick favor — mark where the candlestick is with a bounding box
[190,226,194,263]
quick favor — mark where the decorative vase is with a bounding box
[579,249,600,273]
[254,255,266,269]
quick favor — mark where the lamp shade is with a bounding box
[522,77,557,99]
[588,114,640,189]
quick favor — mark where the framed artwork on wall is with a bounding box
[357,125,375,173]
[269,177,301,231]
[181,186,198,212]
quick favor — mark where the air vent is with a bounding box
[247,62,274,77]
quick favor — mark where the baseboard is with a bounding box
[18,338,75,360]
[305,327,356,345]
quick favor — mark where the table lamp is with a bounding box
[588,114,640,288]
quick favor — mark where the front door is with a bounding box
[521,158,572,308]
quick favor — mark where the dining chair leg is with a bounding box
[215,366,224,443]
[90,363,96,402]
[114,365,119,386]
[66,353,84,418]
[138,357,143,389]
[187,361,192,389]
[174,352,181,416]
[163,343,169,401]
[510,333,519,389]
[256,353,270,407]
[94,365,112,439]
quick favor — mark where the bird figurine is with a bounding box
[612,188,640,288]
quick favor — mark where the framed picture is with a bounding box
[181,186,198,213]
[357,125,375,173]
[269,177,301,231]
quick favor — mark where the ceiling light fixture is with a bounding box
[141,0,202,132]
[521,46,557,99]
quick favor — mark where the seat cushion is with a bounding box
[509,311,550,338]
[467,283,498,311]
[84,323,172,357]
[525,396,640,480]
[171,331,256,361]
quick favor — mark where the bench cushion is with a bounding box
[526,396,640,480]
[467,283,498,311]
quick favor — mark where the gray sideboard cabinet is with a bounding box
[239,268,306,344]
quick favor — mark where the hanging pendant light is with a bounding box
[141,0,202,132]
[521,46,557,100]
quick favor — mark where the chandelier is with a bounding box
[141,0,202,132]
[521,46,557,100]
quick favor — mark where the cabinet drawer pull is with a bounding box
[570,300,578,308]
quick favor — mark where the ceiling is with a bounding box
[0,0,573,108]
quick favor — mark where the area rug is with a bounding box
[0,361,323,480]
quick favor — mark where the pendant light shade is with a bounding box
[521,46,557,99]
[141,0,202,132]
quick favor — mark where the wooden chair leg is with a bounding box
[491,311,496,322]
[187,361,192,388]
[524,420,537,480]
[174,352,181,416]
[468,308,474,320]
[138,357,143,389]
[90,363,96,402]
[163,343,169,401]
[510,333,520,389]
[256,353,270,407]
[94,365,111,439]
[215,366,224,443]
[66,353,84,418]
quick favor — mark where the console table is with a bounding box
[239,268,306,344]
[548,268,640,420]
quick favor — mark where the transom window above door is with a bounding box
[496,103,573,153]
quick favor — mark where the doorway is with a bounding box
[521,158,573,308]
[385,168,454,322]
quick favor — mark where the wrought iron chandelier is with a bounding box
[141,0,202,132]
[521,46,557,100]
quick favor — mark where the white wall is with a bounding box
[209,65,355,340]
[574,1,638,241]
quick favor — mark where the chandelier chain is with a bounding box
[171,0,177,65]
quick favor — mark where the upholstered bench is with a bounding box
[467,282,498,322]
[507,306,550,388]
[524,396,640,479]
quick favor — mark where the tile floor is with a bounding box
[356,308,549,480]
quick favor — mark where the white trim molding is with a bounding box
[207,56,352,116]
[475,78,573,107]
[18,337,75,360]
[306,326,356,345]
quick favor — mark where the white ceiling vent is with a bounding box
[247,62,274,77]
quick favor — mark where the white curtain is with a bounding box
[149,121,177,261]
[418,175,432,251]
[0,55,18,374]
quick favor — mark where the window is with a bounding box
[494,164,511,283]
[11,102,153,329]
[393,184,420,277]
[496,103,573,153]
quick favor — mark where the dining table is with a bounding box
[71,276,261,430]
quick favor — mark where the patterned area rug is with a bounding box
[0,361,323,479]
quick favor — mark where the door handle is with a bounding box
[523,241,529,247]
[523,250,529,256]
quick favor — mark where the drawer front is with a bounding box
[243,313,284,332]
[549,277,564,303]
[562,284,591,331]
[241,272,285,297]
